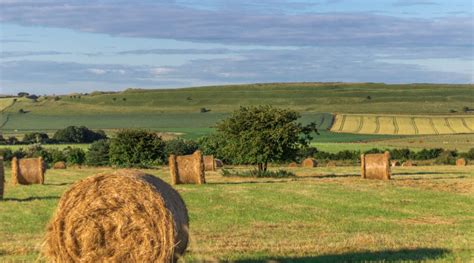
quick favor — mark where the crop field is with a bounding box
[0,165,473,262]
[331,114,474,135]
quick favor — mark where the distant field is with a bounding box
[331,114,474,135]
[0,166,472,261]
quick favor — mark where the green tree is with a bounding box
[22,132,50,144]
[109,129,165,167]
[86,139,110,166]
[53,126,107,143]
[216,106,317,171]
[164,139,198,157]
[63,147,86,165]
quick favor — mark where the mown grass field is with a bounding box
[331,114,474,135]
[1,165,473,262]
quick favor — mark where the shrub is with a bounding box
[414,148,443,160]
[22,132,50,144]
[64,147,86,165]
[25,144,53,164]
[53,126,107,143]
[86,139,110,166]
[221,168,295,178]
[50,148,67,163]
[164,139,198,157]
[435,150,457,165]
[0,148,13,161]
[460,148,474,160]
[389,148,412,160]
[109,129,165,167]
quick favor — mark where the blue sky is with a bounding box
[0,0,473,94]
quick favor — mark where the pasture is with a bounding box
[1,165,473,262]
[331,114,474,135]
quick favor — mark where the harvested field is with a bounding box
[331,114,474,135]
[0,165,472,262]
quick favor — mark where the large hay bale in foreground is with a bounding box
[456,158,467,166]
[361,152,391,180]
[215,159,224,168]
[53,161,67,169]
[169,151,205,185]
[203,155,216,171]
[0,157,4,200]
[11,157,45,185]
[43,170,189,262]
[302,158,317,168]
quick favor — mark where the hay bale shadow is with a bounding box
[3,196,59,202]
[234,248,450,262]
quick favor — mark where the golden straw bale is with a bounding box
[43,169,189,262]
[169,151,205,185]
[401,161,416,167]
[11,157,45,185]
[0,157,4,200]
[456,158,467,166]
[288,162,298,168]
[215,159,224,168]
[391,160,400,167]
[302,158,317,168]
[326,161,337,167]
[361,151,391,180]
[203,155,216,171]
[53,161,67,169]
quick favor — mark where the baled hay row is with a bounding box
[302,158,317,168]
[43,170,189,262]
[203,155,216,171]
[169,151,206,185]
[456,158,467,166]
[53,161,67,169]
[401,161,416,167]
[12,157,45,185]
[288,162,298,168]
[391,160,400,167]
[0,157,4,200]
[361,151,391,180]
[215,159,224,168]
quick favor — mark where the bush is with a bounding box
[197,133,231,163]
[460,148,474,160]
[63,147,86,165]
[109,129,165,167]
[49,148,67,163]
[389,148,413,160]
[25,144,53,164]
[164,139,198,157]
[86,139,110,166]
[0,148,13,162]
[22,132,50,144]
[414,148,443,160]
[221,168,295,178]
[53,126,107,143]
[434,150,457,165]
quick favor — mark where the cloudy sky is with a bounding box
[0,0,473,94]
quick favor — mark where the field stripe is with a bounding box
[354,115,363,133]
[410,117,419,134]
[338,115,346,132]
[392,116,399,134]
[374,116,380,134]
[429,118,439,135]
[461,118,473,132]
[444,118,456,133]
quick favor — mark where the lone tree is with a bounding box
[216,105,317,171]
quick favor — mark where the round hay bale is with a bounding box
[456,158,467,166]
[53,161,67,169]
[301,158,317,168]
[215,159,224,168]
[43,169,189,262]
[326,161,337,167]
[12,157,45,185]
[401,161,416,167]
[288,162,298,168]
[360,152,391,180]
[391,160,400,167]
[203,155,215,171]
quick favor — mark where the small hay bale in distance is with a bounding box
[302,158,317,168]
[169,150,205,185]
[215,159,224,168]
[0,157,4,200]
[11,157,45,185]
[326,161,337,167]
[361,151,391,180]
[288,162,298,168]
[401,161,416,167]
[456,158,467,166]
[391,160,400,167]
[43,169,189,262]
[203,155,216,171]
[53,161,67,169]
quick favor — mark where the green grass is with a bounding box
[1,165,473,262]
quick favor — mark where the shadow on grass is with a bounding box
[208,180,293,185]
[394,171,452,176]
[3,196,60,202]
[302,174,360,179]
[234,248,450,263]
[43,182,71,186]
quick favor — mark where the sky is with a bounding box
[0,0,473,95]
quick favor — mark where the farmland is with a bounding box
[1,166,473,262]
[331,114,474,135]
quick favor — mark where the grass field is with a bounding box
[1,165,473,262]
[331,114,474,135]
